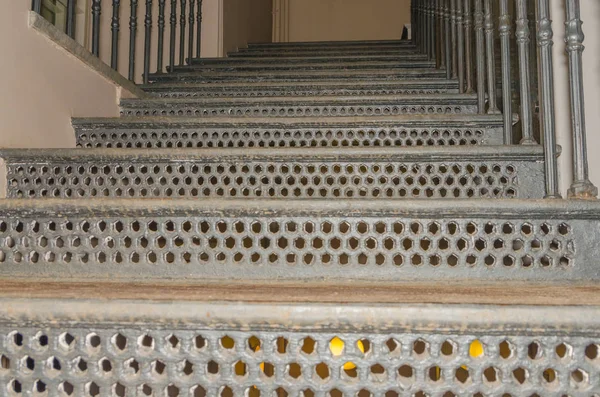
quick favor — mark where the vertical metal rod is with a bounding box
[128,0,139,81]
[66,0,76,38]
[179,0,187,65]
[32,0,42,13]
[143,0,153,84]
[188,0,195,63]
[515,0,536,144]
[157,0,166,73]
[429,0,436,61]
[110,0,121,70]
[444,0,452,79]
[499,0,512,144]
[91,0,102,57]
[438,0,445,69]
[565,0,598,198]
[456,0,465,92]
[474,0,486,113]
[450,0,458,78]
[169,0,177,72]
[535,0,560,198]
[196,0,203,57]
[484,0,500,114]
[463,0,474,93]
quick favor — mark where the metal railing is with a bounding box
[31,0,203,84]
[412,0,598,200]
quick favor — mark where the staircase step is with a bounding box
[148,68,447,83]
[1,146,544,200]
[228,49,421,58]
[0,198,593,282]
[234,46,419,55]
[120,94,478,117]
[1,299,597,396]
[247,39,413,48]
[142,80,460,99]
[189,53,429,66]
[73,115,506,148]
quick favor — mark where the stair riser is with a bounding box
[119,103,478,118]
[168,62,436,73]
[0,200,592,282]
[190,55,429,66]
[3,151,544,200]
[74,122,504,149]
[236,47,420,55]
[0,301,597,397]
[247,40,414,48]
[229,51,421,58]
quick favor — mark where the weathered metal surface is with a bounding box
[1,146,545,200]
[190,54,430,66]
[128,0,138,81]
[498,0,513,144]
[119,95,479,118]
[110,0,121,70]
[0,199,596,282]
[142,0,153,84]
[179,0,186,65]
[72,116,506,148]
[4,300,597,396]
[515,0,536,144]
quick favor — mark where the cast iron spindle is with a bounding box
[484,0,499,114]
[91,0,102,57]
[143,0,153,84]
[66,0,76,38]
[515,0,536,143]
[128,0,139,81]
[474,0,485,114]
[179,0,187,65]
[111,0,121,70]
[444,0,452,79]
[456,0,465,92]
[565,0,598,198]
[463,0,474,93]
[196,0,203,57]
[188,0,195,63]
[32,0,41,13]
[450,0,458,78]
[169,0,177,71]
[438,0,444,69]
[157,0,166,73]
[498,0,512,144]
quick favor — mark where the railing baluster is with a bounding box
[157,0,166,73]
[32,0,41,13]
[450,0,458,78]
[474,0,485,113]
[444,0,452,79]
[438,0,444,69]
[463,0,474,93]
[143,0,153,84]
[188,0,195,63]
[498,0,512,144]
[456,0,465,92]
[515,0,536,144]
[91,0,102,57]
[179,0,187,65]
[429,0,435,61]
[66,0,76,39]
[535,0,559,198]
[128,0,139,81]
[565,0,598,198]
[484,0,500,114]
[196,0,203,57]
[110,0,121,70]
[169,0,177,72]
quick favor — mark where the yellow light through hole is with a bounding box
[470,340,484,358]
[329,337,365,370]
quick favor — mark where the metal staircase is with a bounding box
[2,10,600,396]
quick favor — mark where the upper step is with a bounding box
[190,53,429,65]
[119,94,478,118]
[228,48,420,58]
[247,39,414,48]
[73,115,506,149]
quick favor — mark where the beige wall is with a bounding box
[0,1,121,149]
[285,0,410,42]
[222,0,272,54]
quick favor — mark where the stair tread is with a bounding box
[142,79,459,89]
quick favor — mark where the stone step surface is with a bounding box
[1,146,544,200]
[72,115,506,148]
[0,199,593,282]
[119,94,478,118]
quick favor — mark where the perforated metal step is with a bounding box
[119,95,478,118]
[247,39,414,48]
[0,199,594,283]
[1,300,597,397]
[1,146,544,200]
[167,61,436,73]
[232,48,420,57]
[72,115,505,149]
[190,54,429,66]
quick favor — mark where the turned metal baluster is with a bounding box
[66,0,76,38]
[444,0,452,79]
[169,0,177,72]
[110,0,121,70]
[196,0,203,57]
[188,0,195,62]
[429,0,435,61]
[423,0,428,54]
[463,0,474,93]
[565,0,598,198]
[515,0,536,144]
[91,0,102,57]
[498,0,512,144]
[438,0,444,69]
[32,0,42,13]
[535,0,559,198]
[179,0,187,65]
[474,0,485,113]
[456,0,465,92]
[143,0,153,84]
[450,0,458,78]
[128,0,139,81]
[157,0,166,73]
[484,0,500,114]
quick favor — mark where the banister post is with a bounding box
[515,0,536,144]
[499,0,512,144]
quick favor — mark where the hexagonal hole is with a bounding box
[455,367,471,384]
[234,360,247,377]
[220,335,235,350]
[315,362,330,381]
[469,340,484,358]
[301,337,316,355]
[512,367,528,384]
[555,343,572,360]
[412,339,429,356]
[287,363,302,379]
